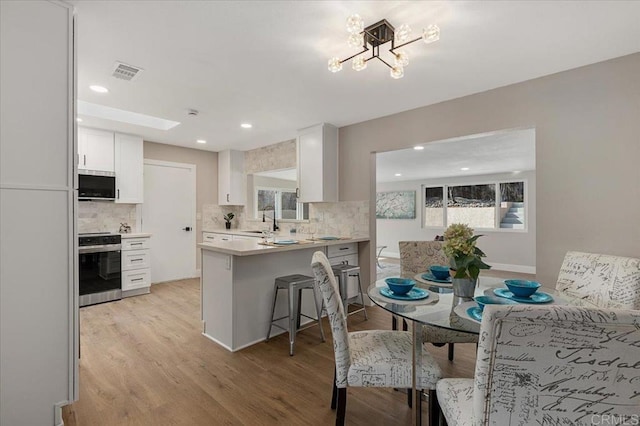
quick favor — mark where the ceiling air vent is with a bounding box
[112,62,143,81]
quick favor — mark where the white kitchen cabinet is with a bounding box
[78,127,115,172]
[297,123,338,203]
[203,232,232,243]
[114,133,143,203]
[326,242,359,298]
[121,236,151,297]
[218,150,245,205]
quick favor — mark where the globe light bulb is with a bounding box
[423,24,440,44]
[390,65,404,79]
[395,24,412,43]
[352,56,367,71]
[348,32,364,48]
[328,57,343,73]
[346,14,364,34]
[394,50,409,67]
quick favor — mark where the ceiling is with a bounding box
[72,1,640,152]
[376,128,535,183]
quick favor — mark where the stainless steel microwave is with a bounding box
[78,172,116,200]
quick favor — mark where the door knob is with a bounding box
[182,227,192,231]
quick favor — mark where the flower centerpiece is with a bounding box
[442,223,491,300]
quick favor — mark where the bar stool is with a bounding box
[331,263,368,320]
[266,274,325,356]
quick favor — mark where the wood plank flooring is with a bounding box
[63,278,477,426]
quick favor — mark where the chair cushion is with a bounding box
[436,378,474,426]
[347,330,442,389]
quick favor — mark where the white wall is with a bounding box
[377,171,536,272]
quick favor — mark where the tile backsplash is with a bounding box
[78,201,137,234]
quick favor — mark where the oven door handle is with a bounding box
[78,244,122,254]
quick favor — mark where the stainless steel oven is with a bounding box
[79,233,122,307]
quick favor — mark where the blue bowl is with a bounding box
[504,280,542,298]
[430,265,450,280]
[474,295,517,312]
[384,277,416,295]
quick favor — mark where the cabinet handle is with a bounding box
[83,154,86,166]
[131,258,143,262]
[131,278,144,282]
[117,189,120,199]
[296,188,299,198]
[131,242,142,246]
[226,193,230,202]
[339,247,349,251]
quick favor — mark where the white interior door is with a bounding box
[142,160,196,283]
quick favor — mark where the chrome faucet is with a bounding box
[262,207,279,232]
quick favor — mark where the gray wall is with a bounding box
[377,170,536,271]
[340,53,640,286]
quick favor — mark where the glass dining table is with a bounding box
[367,274,594,425]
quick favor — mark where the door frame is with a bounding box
[141,159,198,280]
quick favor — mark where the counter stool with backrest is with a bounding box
[266,274,325,356]
[331,263,368,320]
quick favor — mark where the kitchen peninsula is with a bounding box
[199,236,370,351]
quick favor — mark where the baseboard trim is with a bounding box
[489,262,536,274]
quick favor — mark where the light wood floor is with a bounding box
[63,278,478,426]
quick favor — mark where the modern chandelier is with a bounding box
[327,14,440,79]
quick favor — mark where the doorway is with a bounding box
[142,160,196,283]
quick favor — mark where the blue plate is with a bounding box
[494,288,554,304]
[318,236,340,240]
[421,272,452,284]
[467,306,483,322]
[274,240,298,245]
[380,287,429,301]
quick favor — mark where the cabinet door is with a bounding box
[78,127,114,172]
[297,123,338,202]
[115,133,143,203]
[218,150,245,205]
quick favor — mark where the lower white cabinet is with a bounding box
[121,236,151,296]
[326,243,359,299]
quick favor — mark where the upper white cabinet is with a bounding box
[218,150,245,205]
[114,133,143,203]
[78,127,114,172]
[297,123,338,203]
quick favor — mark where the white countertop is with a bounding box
[199,237,369,256]
[120,233,152,238]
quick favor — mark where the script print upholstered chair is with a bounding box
[310,251,443,426]
[556,251,640,310]
[399,241,479,361]
[436,305,640,425]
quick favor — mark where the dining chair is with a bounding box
[436,304,640,425]
[310,251,443,426]
[556,251,640,310]
[399,241,479,361]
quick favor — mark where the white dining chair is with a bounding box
[310,251,443,426]
[556,251,640,309]
[436,304,640,425]
[399,241,479,361]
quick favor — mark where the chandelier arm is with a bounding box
[376,56,394,69]
[389,36,422,52]
[339,47,369,64]
[363,29,384,44]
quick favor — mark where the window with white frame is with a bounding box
[423,180,526,230]
[255,186,305,220]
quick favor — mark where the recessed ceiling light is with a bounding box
[395,173,402,177]
[76,117,82,122]
[414,146,424,150]
[240,123,252,129]
[196,139,207,144]
[89,85,109,93]
[461,167,470,171]
[77,101,180,130]
[513,170,521,174]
